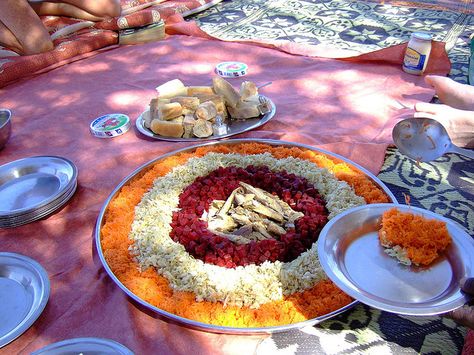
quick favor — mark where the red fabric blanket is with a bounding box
[0,27,455,355]
[0,0,222,88]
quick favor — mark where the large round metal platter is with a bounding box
[31,337,133,355]
[0,252,50,348]
[317,203,474,316]
[95,139,397,334]
[0,156,77,217]
[136,95,276,142]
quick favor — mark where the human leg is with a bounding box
[0,0,53,55]
[29,0,121,19]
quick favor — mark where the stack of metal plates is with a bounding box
[0,156,78,228]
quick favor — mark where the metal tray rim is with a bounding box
[31,337,134,355]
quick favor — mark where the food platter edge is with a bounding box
[94,138,397,334]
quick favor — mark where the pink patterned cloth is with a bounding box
[0,22,453,355]
[0,0,222,88]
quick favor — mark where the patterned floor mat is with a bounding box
[189,0,474,83]
[257,148,473,355]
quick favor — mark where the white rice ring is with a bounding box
[129,152,365,308]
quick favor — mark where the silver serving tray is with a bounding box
[0,252,50,348]
[0,156,77,217]
[31,337,134,355]
[318,203,474,316]
[135,95,276,142]
[95,139,397,334]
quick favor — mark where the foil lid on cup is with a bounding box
[90,113,131,138]
[215,62,248,78]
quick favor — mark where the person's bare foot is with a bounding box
[425,75,474,111]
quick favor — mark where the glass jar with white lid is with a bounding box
[402,32,432,75]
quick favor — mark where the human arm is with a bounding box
[444,278,474,329]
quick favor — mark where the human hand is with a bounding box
[414,102,474,148]
[424,75,474,111]
[443,278,474,329]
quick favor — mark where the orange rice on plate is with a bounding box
[379,208,452,266]
[100,142,390,327]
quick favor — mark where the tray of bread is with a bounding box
[136,77,276,141]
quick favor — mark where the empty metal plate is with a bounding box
[31,337,134,355]
[0,181,78,228]
[136,95,276,142]
[0,252,50,348]
[0,156,77,217]
[317,203,474,316]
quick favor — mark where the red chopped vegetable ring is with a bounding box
[170,165,328,268]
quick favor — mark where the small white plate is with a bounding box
[0,253,50,348]
[31,337,134,354]
[317,203,474,316]
[136,95,276,142]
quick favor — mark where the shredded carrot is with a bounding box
[403,192,411,206]
[101,142,387,327]
[379,208,452,266]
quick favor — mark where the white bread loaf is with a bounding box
[155,79,187,99]
[183,114,196,138]
[158,102,183,121]
[195,101,218,121]
[187,86,215,96]
[212,76,240,108]
[239,81,258,101]
[193,119,213,138]
[227,100,261,119]
[150,118,184,138]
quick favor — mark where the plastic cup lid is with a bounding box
[412,32,432,41]
[215,62,248,78]
[90,113,131,138]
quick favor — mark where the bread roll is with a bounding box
[170,96,200,115]
[212,76,240,108]
[142,110,153,129]
[194,94,228,120]
[240,81,258,101]
[187,86,215,96]
[183,114,196,138]
[155,79,187,99]
[227,101,261,119]
[150,118,184,138]
[195,101,218,121]
[193,119,213,138]
[158,102,183,121]
[150,98,171,120]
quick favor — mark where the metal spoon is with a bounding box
[392,117,474,162]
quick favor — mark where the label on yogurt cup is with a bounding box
[90,113,131,138]
[215,62,248,78]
